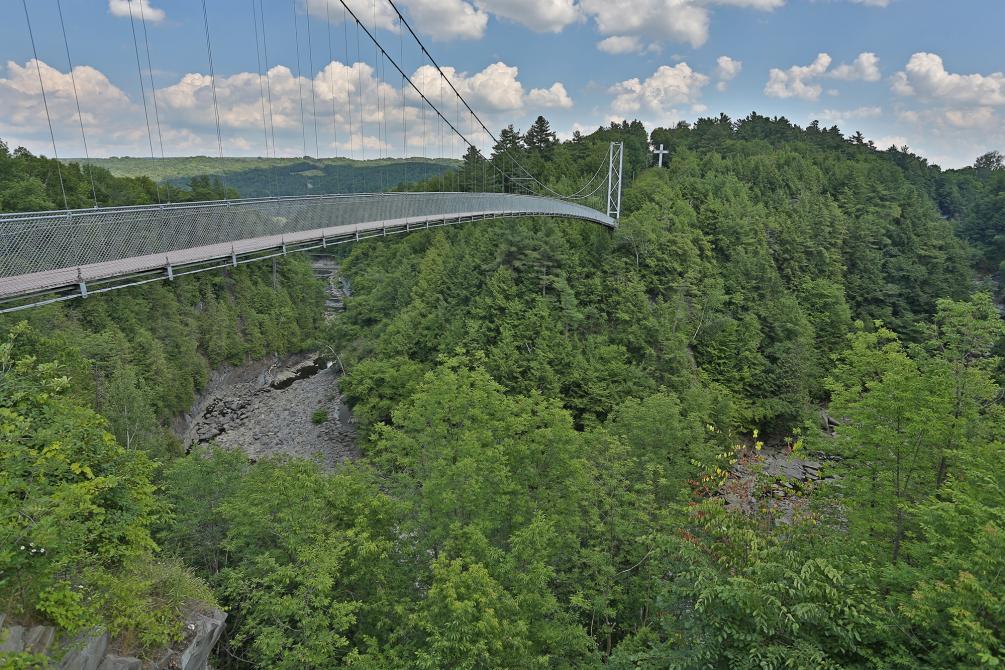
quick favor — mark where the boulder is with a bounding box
[58,630,109,670]
[0,624,25,653]
[24,625,56,654]
[179,610,227,670]
[97,655,142,670]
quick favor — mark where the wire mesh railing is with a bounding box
[0,192,614,281]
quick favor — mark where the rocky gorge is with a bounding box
[175,255,358,468]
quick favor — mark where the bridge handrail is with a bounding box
[0,192,614,284]
[0,191,597,223]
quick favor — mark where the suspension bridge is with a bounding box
[1,0,624,313]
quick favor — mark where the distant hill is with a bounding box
[65,156,460,198]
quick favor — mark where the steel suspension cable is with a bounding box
[55,0,97,208]
[354,19,365,165]
[384,0,600,201]
[334,0,514,188]
[399,16,407,160]
[290,0,308,158]
[138,0,165,166]
[305,6,321,158]
[324,0,341,191]
[559,158,609,199]
[371,0,384,189]
[126,0,160,204]
[21,0,69,211]
[342,2,354,163]
[257,0,280,196]
[251,0,274,197]
[455,94,460,191]
[200,0,228,193]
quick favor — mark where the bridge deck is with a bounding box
[0,192,614,307]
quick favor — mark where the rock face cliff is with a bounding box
[0,610,226,669]
[182,353,358,468]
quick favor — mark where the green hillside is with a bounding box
[4,114,1005,668]
[66,156,460,198]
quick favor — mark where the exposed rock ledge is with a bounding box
[179,353,358,469]
[0,610,226,669]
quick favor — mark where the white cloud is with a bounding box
[944,107,996,129]
[886,105,1005,168]
[404,0,489,40]
[765,52,880,100]
[597,36,645,55]
[892,52,1005,105]
[849,0,890,6]
[527,82,573,108]
[108,0,165,23]
[610,63,709,118]
[413,62,525,112]
[581,0,783,49]
[764,53,832,101]
[0,59,143,154]
[306,0,487,40]
[715,56,743,81]
[830,52,881,81]
[475,0,580,32]
[815,106,883,125]
[304,0,398,31]
[869,135,910,150]
[0,57,546,159]
[715,55,742,91]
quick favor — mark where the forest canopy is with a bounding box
[1,113,1004,668]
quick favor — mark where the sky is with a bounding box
[1,0,1003,169]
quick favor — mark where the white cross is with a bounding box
[653,144,669,167]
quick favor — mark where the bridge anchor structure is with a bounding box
[0,191,615,313]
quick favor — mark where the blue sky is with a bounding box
[1,0,1003,168]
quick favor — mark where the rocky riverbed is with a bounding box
[175,255,359,467]
[180,353,358,468]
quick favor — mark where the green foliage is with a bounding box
[888,440,1005,667]
[0,651,50,670]
[615,502,885,670]
[823,294,1005,563]
[1,256,325,461]
[161,451,401,668]
[338,356,427,429]
[5,115,1005,669]
[0,326,213,653]
[310,408,329,424]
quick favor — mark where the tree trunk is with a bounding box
[892,508,905,564]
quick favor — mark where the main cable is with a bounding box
[290,0,308,158]
[201,0,228,194]
[305,5,321,158]
[385,0,596,201]
[126,0,160,204]
[22,0,68,211]
[258,0,281,196]
[337,0,513,190]
[55,0,98,208]
[251,0,274,197]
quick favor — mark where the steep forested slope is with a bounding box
[335,115,973,429]
[3,114,1005,668]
